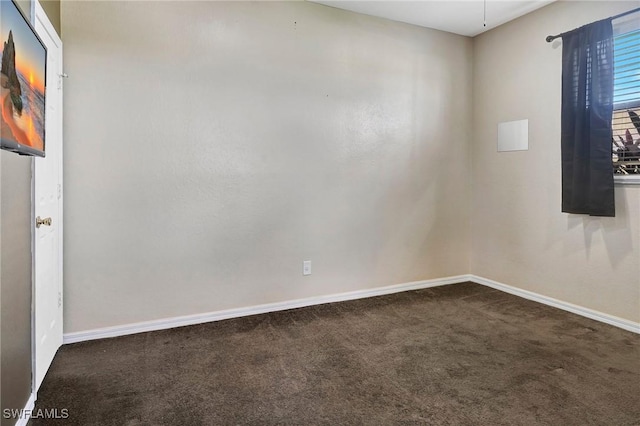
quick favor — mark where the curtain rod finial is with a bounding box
[546,35,556,43]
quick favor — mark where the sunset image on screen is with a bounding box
[0,0,46,153]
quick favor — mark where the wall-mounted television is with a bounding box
[0,0,46,157]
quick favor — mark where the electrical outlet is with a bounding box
[303,260,311,276]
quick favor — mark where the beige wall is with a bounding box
[61,1,472,332]
[40,0,60,33]
[472,1,640,323]
[1,153,32,426]
[62,0,639,335]
[1,1,60,422]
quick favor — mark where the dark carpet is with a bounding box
[32,282,640,425]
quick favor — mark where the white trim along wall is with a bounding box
[63,276,639,345]
[13,392,35,426]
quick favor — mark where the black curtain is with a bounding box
[561,18,615,217]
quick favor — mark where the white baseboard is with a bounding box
[63,274,639,344]
[470,275,640,334]
[63,275,469,344]
[14,392,35,426]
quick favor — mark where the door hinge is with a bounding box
[58,292,62,308]
[57,183,62,199]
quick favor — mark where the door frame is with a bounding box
[30,0,64,396]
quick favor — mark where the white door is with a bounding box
[32,0,63,392]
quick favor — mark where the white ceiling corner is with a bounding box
[309,0,556,37]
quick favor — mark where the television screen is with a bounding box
[0,0,46,157]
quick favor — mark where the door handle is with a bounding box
[36,216,52,228]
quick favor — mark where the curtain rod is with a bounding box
[545,7,640,42]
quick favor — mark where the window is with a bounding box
[612,18,640,183]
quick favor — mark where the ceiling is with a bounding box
[310,0,555,37]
